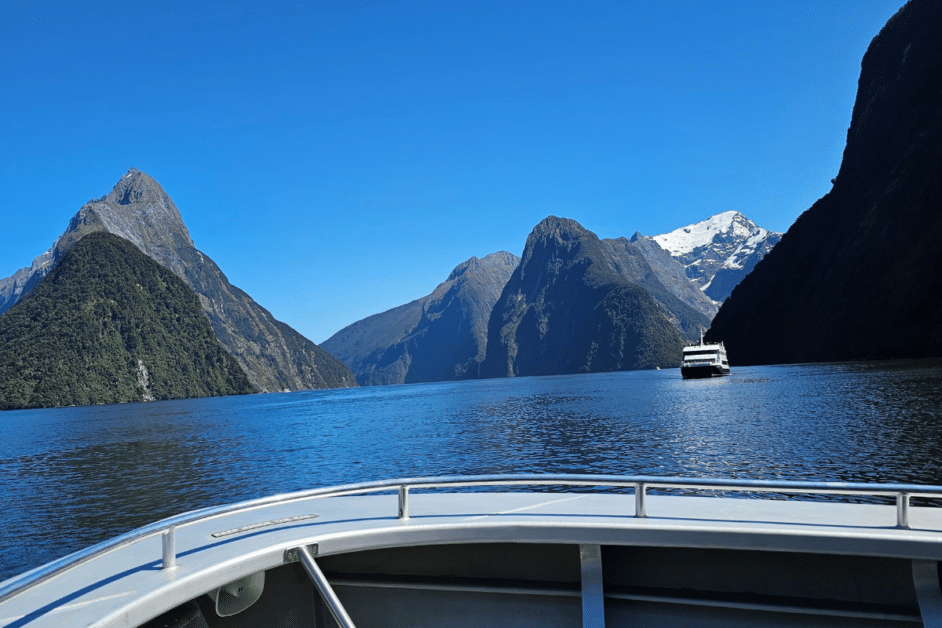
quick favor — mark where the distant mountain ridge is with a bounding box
[707,0,942,364]
[0,232,256,410]
[479,216,684,377]
[322,252,519,385]
[0,169,356,392]
[324,211,782,385]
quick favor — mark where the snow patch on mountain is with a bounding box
[721,227,770,270]
[635,211,782,306]
[653,210,749,256]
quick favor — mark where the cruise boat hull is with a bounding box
[681,364,730,379]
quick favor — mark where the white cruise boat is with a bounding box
[2,474,942,628]
[681,331,730,378]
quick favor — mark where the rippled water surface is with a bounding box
[2,359,941,579]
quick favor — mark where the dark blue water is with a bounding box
[2,359,941,580]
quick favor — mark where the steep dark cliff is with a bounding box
[0,169,356,391]
[708,0,942,365]
[708,1,942,364]
[322,252,519,385]
[0,232,256,410]
[479,217,684,377]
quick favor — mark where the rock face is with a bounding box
[0,169,356,391]
[707,0,942,364]
[322,252,519,385]
[478,217,684,377]
[0,232,256,410]
[601,237,712,341]
[625,234,721,320]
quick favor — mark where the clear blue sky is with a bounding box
[1,0,903,343]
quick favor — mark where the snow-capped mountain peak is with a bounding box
[635,211,781,305]
[652,211,754,256]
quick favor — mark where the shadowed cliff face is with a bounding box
[0,169,356,391]
[707,0,942,364]
[322,251,520,385]
[479,217,684,377]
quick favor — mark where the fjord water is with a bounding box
[2,359,942,581]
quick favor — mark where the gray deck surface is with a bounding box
[2,492,941,627]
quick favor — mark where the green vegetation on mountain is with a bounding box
[0,232,256,410]
[0,168,358,392]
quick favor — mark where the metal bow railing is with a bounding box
[2,473,942,606]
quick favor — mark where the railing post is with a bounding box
[162,527,177,570]
[298,545,358,628]
[912,559,942,627]
[580,544,605,628]
[898,492,911,529]
[398,485,409,520]
[635,483,646,518]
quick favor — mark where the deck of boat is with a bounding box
[3,484,942,627]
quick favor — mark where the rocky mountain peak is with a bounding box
[108,168,162,205]
[529,216,588,244]
[0,169,357,391]
[521,216,600,276]
[446,256,481,281]
[446,251,519,282]
[94,169,193,255]
[0,168,192,315]
[42,169,195,279]
[652,211,755,257]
